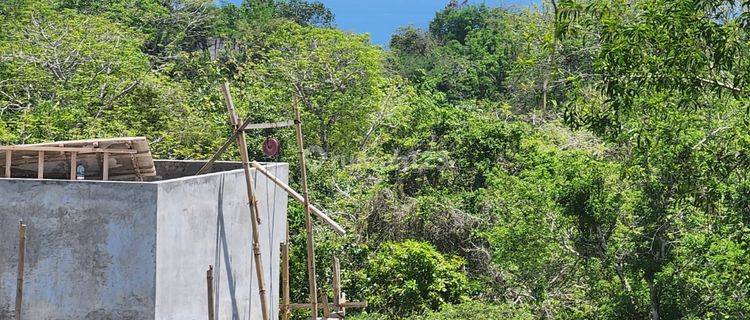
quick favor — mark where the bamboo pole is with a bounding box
[250,161,345,235]
[320,289,331,318]
[102,152,109,181]
[15,221,27,320]
[207,265,215,320]
[220,83,270,320]
[281,242,291,320]
[293,97,319,319]
[5,150,11,178]
[69,152,77,180]
[37,151,44,179]
[332,257,342,314]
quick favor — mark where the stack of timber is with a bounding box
[0,137,156,181]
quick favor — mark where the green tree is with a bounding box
[239,21,385,158]
[0,2,181,144]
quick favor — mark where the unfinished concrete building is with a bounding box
[0,139,290,319]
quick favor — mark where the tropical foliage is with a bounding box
[1,0,748,319]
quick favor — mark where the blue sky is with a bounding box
[229,1,540,46]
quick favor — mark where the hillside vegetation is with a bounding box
[1,0,749,319]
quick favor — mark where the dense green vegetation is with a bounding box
[1,0,748,319]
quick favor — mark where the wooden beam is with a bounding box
[288,302,368,310]
[102,152,109,181]
[294,97,319,320]
[0,146,136,154]
[15,221,26,320]
[221,83,270,320]
[242,120,294,130]
[69,152,77,180]
[37,151,44,179]
[251,161,345,235]
[5,150,11,178]
[207,265,215,320]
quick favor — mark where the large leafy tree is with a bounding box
[556,0,750,318]
[0,2,181,144]
[236,21,385,158]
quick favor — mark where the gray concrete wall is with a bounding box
[0,161,289,320]
[154,163,288,320]
[0,179,158,320]
[151,161,243,181]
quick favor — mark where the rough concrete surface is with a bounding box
[0,161,288,320]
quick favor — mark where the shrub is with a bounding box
[363,240,468,318]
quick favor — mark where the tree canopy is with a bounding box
[1,0,748,319]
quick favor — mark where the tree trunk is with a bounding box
[647,279,660,320]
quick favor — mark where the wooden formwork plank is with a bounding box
[0,137,156,181]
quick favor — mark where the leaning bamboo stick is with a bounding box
[320,289,331,318]
[250,161,345,235]
[221,83,270,320]
[15,221,27,320]
[207,265,215,320]
[293,97,319,320]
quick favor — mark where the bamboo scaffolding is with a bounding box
[196,119,295,176]
[15,221,27,320]
[294,97,319,319]
[250,161,345,235]
[220,83,270,320]
[196,115,259,176]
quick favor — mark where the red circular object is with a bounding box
[262,137,280,157]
